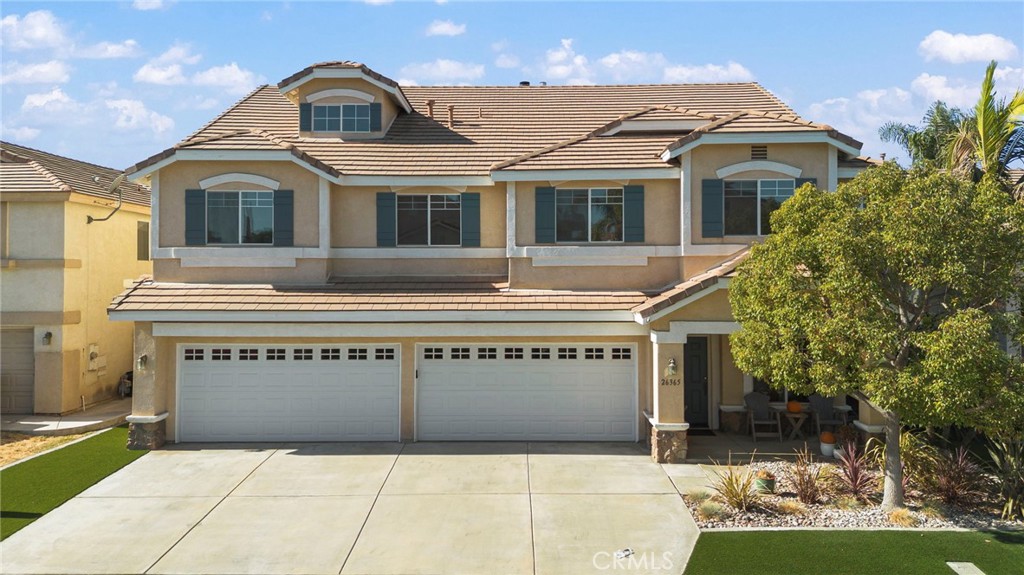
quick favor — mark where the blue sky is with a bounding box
[2,1,1022,170]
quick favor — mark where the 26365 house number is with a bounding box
[660,378,681,386]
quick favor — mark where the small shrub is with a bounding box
[836,440,877,502]
[837,424,860,446]
[986,436,1024,521]
[929,446,985,506]
[919,501,948,520]
[888,508,919,527]
[834,495,863,510]
[789,446,823,504]
[707,460,759,511]
[776,500,806,515]
[697,500,729,522]
[687,489,712,504]
[866,429,937,492]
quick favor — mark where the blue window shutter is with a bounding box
[796,177,817,188]
[535,187,555,244]
[184,189,206,246]
[623,185,645,243]
[299,103,312,132]
[376,192,397,247]
[461,193,480,247]
[369,103,382,132]
[701,179,724,238]
[273,190,294,247]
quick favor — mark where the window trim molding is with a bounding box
[715,160,802,179]
[306,88,375,103]
[198,173,280,190]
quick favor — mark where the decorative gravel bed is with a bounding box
[685,460,1024,531]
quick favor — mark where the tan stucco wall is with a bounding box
[689,143,830,243]
[331,184,506,249]
[720,336,745,405]
[154,258,328,283]
[137,334,649,443]
[158,161,320,248]
[510,257,679,290]
[331,258,507,278]
[649,288,734,331]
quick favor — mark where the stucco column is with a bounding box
[650,340,687,463]
[126,322,166,449]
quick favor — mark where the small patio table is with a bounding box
[771,406,809,441]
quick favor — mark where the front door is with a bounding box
[683,337,709,428]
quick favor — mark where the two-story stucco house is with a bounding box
[1,141,151,415]
[110,61,874,460]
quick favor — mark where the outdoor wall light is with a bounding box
[137,354,148,370]
[664,358,678,377]
[42,331,53,345]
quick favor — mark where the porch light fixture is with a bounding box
[664,358,678,377]
[137,354,148,370]
[42,331,53,345]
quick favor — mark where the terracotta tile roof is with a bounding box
[663,110,863,155]
[1007,168,1024,185]
[838,156,882,170]
[128,78,811,177]
[2,141,151,206]
[277,61,403,91]
[108,276,649,314]
[631,249,749,320]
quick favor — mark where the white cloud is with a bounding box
[77,39,141,59]
[21,87,75,111]
[919,30,1018,64]
[105,99,174,134]
[133,43,201,86]
[491,40,509,52]
[1,60,70,84]
[662,61,754,83]
[1,125,41,141]
[192,63,264,95]
[152,43,202,66]
[542,39,593,85]
[399,59,484,84]
[599,50,669,82]
[495,54,520,69]
[132,0,168,10]
[807,87,917,161]
[397,78,419,86]
[910,73,977,108]
[426,19,465,37]
[363,0,393,4]
[1,10,66,51]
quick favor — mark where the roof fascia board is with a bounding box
[152,321,650,338]
[663,133,861,160]
[109,309,637,323]
[491,168,679,182]
[279,68,412,113]
[341,175,493,187]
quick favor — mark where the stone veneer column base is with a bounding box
[651,427,688,463]
[127,418,166,450]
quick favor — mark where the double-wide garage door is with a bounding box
[178,345,400,442]
[177,342,637,442]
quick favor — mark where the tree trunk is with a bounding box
[880,411,905,511]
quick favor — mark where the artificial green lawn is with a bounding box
[0,425,147,540]
[684,530,1024,575]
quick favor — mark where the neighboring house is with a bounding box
[1,142,151,415]
[109,61,874,459]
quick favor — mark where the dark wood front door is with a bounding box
[683,337,709,428]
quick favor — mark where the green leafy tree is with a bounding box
[879,101,965,166]
[729,163,1024,510]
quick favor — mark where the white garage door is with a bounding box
[178,345,400,442]
[1,328,35,414]
[417,344,636,441]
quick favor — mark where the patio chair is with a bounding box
[808,393,848,436]
[744,392,782,443]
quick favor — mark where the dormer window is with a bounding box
[313,104,371,133]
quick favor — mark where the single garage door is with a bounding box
[178,345,400,442]
[1,328,35,414]
[417,344,636,441]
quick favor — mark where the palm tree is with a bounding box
[947,60,1024,191]
[879,102,965,166]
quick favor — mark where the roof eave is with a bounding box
[277,67,412,113]
[661,130,863,160]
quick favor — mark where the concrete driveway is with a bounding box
[0,442,699,575]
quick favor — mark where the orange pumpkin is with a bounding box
[820,431,836,444]
[786,400,802,413]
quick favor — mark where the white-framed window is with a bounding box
[724,179,795,236]
[556,188,623,243]
[397,194,461,246]
[206,191,274,244]
[313,104,370,132]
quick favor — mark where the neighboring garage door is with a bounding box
[177,345,400,442]
[1,328,35,414]
[417,344,636,441]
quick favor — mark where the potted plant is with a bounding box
[820,431,836,457]
[754,469,776,493]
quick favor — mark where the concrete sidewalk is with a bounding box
[1,398,131,436]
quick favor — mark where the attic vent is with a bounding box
[751,145,768,160]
